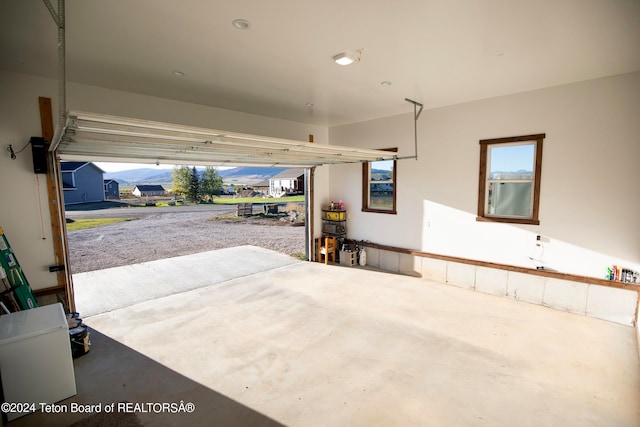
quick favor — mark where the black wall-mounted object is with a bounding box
[30,137,48,174]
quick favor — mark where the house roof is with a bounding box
[103,179,118,185]
[60,161,88,172]
[133,185,165,192]
[269,168,305,180]
[254,180,270,188]
[60,161,105,173]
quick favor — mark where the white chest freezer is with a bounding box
[0,303,77,421]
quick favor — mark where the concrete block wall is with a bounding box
[362,247,639,327]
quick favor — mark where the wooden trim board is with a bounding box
[349,239,640,293]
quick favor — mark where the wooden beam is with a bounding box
[39,96,74,311]
[308,134,315,261]
[39,97,54,141]
[34,285,66,297]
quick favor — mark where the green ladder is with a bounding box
[0,227,38,312]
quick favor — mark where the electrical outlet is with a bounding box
[536,234,550,243]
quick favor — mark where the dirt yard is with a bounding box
[66,207,306,274]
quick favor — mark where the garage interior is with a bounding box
[8,246,640,426]
[1,1,639,426]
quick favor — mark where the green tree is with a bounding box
[172,165,191,198]
[187,166,201,203]
[200,167,224,201]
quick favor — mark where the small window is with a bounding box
[477,134,544,224]
[362,148,397,214]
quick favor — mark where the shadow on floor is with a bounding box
[7,328,284,427]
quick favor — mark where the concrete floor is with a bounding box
[9,246,640,426]
[72,246,301,317]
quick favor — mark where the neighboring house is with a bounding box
[103,179,120,200]
[61,162,106,205]
[132,184,165,197]
[269,169,305,198]
[253,180,270,196]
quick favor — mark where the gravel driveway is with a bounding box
[66,208,306,274]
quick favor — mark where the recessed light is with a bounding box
[232,19,250,30]
[172,70,185,77]
[304,103,314,108]
[380,81,392,86]
[332,49,365,66]
[332,52,356,66]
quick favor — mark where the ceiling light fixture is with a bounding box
[333,52,356,66]
[172,70,185,77]
[332,48,364,66]
[304,103,314,108]
[232,19,251,30]
[380,81,392,86]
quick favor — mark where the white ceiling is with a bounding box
[1,0,639,127]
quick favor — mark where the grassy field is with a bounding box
[213,195,305,204]
[66,218,134,231]
[116,195,304,205]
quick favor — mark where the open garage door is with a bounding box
[51,111,397,167]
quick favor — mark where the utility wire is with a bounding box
[8,140,32,160]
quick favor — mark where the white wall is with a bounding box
[329,72,640,279]
[0,73,58,290]
[0,70,328,290]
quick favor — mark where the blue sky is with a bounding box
[372,159,394,171]
[95,162,234,172]
[95,162,175,172]
[489,144,534,172]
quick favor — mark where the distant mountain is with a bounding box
[104,166,286,186]
[490,170,533,179]
[104,168,174,185]
[220,167,286,183]
[371,168,393,180]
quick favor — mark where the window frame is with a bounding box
[362,147,397,214]
[477,134,545,225]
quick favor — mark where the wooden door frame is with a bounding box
[36,96,75,311]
